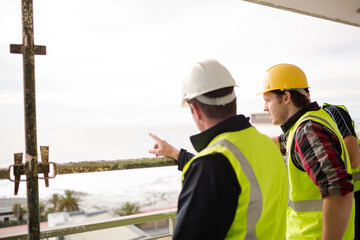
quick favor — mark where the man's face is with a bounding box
[263,92,288,125]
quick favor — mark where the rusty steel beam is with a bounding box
[54,157,177,175]
[0,168,9,180]
[0,157,177,180]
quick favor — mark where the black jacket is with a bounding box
[173,115,252,240]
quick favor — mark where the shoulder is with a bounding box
[185,153,240,187]
[323,105,356,138]
[189,153,234,173]
[296,120,337,144]
[323,105,351,123]
[295,120,343,159]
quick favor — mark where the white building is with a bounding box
[0,198,27,223]
[0,207,17,222]
[47,210,150,240]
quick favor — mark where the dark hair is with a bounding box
[271,88,310,108]
[188,87,236,119]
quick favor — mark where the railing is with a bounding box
[0,208,177,240]
[0,157,178,239]
[0,157,177,181]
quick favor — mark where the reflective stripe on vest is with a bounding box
[354,171,360,182]
[288,199,322,212]
[208,139,262,238]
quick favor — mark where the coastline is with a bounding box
[1,166,182,214]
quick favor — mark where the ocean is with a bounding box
[0,124,282,212]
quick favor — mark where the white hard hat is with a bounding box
[181,59,237,107]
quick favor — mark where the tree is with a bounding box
[115,201,140,216]
[39,202,47,222]
[58,190,80,212]
[48,193,60,212]
[12,203,26,223]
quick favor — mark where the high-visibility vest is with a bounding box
[182,127,288,240]
[323,103,360,192]
[286,109,355,239]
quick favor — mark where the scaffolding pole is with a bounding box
[10,0,46,238]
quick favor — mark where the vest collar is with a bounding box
[190,114,252,153]
[281,102,320,135]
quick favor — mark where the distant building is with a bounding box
[0,198,27,223]
[250,113,272,125]
[0,207,16,222]
[47,210,150,240]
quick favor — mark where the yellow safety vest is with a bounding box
[183,127,288,240]
[286,109,355,239]
[323,103,360,192]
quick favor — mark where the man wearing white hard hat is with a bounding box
[149,59,288,239]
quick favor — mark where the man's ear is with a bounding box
[284,91,291,104]
[190,103,202,120]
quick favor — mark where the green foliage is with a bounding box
[0,190,82,228]
[39,202,47,222]
[48,193,60,212]
[0,220,27,228]
[114,201,140,216]
[12,203,26,222]
[58,190,80,212]
[46,190,81,213]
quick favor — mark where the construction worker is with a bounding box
[273,102,360,239]
[149,59,288,239]
[323,103,360,239]
[259,63,355,239]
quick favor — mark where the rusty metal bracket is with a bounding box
[38,162,57,181]
[13,153,24,195]
[8,146,56,195]
[40,146,50,187]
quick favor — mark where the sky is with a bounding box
[1,0,360,129]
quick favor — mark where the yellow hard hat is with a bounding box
[258,63,309,95]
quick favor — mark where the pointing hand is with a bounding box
[148,132,180,160]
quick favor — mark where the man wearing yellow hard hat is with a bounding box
[258,63,355,239]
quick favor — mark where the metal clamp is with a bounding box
[9,146,57,195]
[38,162,57,181]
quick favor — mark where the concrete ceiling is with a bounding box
[242,0,360,28]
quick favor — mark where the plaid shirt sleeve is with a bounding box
[278,134,287,157]
[293,120,353,198]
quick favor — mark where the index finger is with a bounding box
[149,132,162,142]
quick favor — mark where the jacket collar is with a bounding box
[281,102,321,135]
[190,115,252,152]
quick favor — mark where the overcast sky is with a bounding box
[1,0,360,128]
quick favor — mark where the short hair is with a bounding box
[188,87,236,119]
[271,88,310,108]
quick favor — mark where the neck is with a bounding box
[201,114,235,132]
[287,105,302,120]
